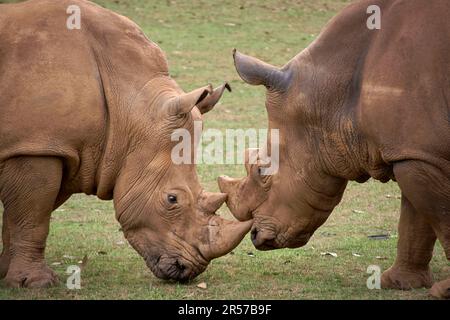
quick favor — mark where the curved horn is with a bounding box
[165,84,213,116]
[200,217,253,259]
[233,49,292,91]
[217,175,253,221]
[196,83,232,114]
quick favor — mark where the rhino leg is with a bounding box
[0,212,10,279]
[0,157,62,288]
[429,220,450,299]
[389,160,450,298]
[381,196,436,290]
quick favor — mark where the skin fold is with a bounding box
[219,0,450,298]
[0,0,252,288]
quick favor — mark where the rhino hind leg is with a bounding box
[390,160,450,298]
[0,211,10,279]
[381,196,436,290]
[0,157,63,288]
[429,223,450,299]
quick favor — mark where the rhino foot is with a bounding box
[429,279,450,299]
[381,266,433,290]
[5,263,59,288]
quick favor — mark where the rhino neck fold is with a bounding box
[290,1,386,182]
[91,52,177,200]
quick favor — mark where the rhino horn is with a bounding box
[200,217,253,259]
[217,175,253,221]
[198,191,228,214]
[233,49,292,92]
[166,84,213,116]
[196,83,232,114]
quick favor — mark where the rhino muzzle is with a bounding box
[146,254,208,282]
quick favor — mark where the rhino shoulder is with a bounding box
[82,0,169,76]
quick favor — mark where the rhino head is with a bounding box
[111,79,252,281]
[218,50,347,250]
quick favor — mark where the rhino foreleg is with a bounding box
[0,211,10,279]
[0,157,62,288]
[381,196,436,290]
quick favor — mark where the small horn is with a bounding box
[196,83,232,114]
[198,191,227,214]
[233,49,292,91]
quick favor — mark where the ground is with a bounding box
[0,0,448,299]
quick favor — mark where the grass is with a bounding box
[0,0,448,300]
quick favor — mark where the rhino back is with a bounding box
[357,0,450,165]
[304,0,450,177]
[0,0,169,194]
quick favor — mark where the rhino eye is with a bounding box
[167,194,178,204]
[257,167,262,176]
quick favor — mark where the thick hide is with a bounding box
[221,0,450,298]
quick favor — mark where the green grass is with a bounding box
[0,0,448,300]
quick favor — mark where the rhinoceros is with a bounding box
[219,0,450,298]
[0,0,252,288]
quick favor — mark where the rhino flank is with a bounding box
[0,0,251,288]
[219,0,450,298]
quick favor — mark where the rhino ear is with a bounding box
[196,83,232,114]
[233,49,291,92]
[165,84,213,116]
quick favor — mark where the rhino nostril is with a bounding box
[251,228,259,242]
[175,259,186,271]
[251,228,277,249]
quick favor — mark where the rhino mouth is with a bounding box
[250,215,313,250]
[251,228,311,250]
[250,228,292,250]
[146,254,208,282]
